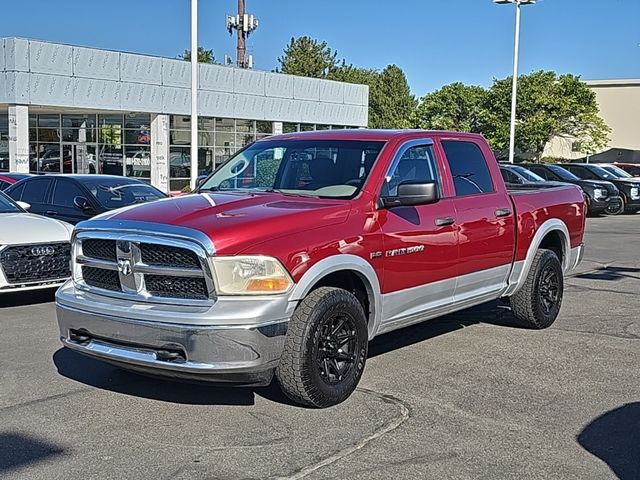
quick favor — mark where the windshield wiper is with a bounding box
[264,188,318,198]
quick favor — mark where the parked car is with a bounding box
[56,130,586,408]
[519,164,619,215]
[607,162,640,177]
[0,191,73,293]
[599,163,640,180]
[5,175,168,225]
[558,163,640,215]
[0,173,33,191]
[499,164,570,188]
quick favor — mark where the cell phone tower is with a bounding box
[226,0,259,69]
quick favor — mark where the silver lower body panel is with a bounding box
[56,303,289,386]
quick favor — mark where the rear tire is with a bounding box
[510,249,563,329]
[276,287,368,408]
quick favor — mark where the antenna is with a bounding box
[226,0,259,68]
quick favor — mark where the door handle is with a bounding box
[495,208,511,218]
[45,210,58,216]
[435,216,455,227]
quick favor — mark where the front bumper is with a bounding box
[56,283,292,386]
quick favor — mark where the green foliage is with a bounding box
[370,65,417,129]
[412,82,487,132]
[278,37,416,128]
[482,71,610,160]
[277,37,339,78]
[180,47,216,64]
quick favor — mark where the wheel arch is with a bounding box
[504,218,570,297]
[288,255,382,339]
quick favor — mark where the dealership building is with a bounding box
[0,37,369,191]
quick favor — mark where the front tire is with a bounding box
[276,287,368,408]
[510,249,564,329]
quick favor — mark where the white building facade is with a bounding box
[0,38,369,191]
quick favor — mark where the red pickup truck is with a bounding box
[56,130,586,407]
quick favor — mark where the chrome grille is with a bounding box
[145,275,208,300]
[140,243,200,269]
[82,266,121,291]
[0,242,71,284]
[76,234,213,303]
[82,239,117,262]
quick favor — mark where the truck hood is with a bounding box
[100,192,351,254]
[0,213,73,245]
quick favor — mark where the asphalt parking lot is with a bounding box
[1,214,639,480]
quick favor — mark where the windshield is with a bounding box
[601,165,632,178]
[199,139,386,199]
[511,166,545,182]
[588,165,618,180]
[81,179,167,210]
[0,191,23,214]
[547,165,580,181]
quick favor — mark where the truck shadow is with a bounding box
[577,403,640,479]
[574,266,640,282]
[0,432,65,474]
[53,301,516,408]
[0,288,57,308]
[369,300,516,359]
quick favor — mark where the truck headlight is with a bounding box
[593,189,606,200]
[631,186,640,200]
[211,256,293,295]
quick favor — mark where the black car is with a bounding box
[499,164,570,188]
[558,163,640,215]
[520,164,619,215]
[5,175,168,224]
[0,173,33,191]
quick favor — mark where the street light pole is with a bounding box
[190,0,198,190]
[495,0,536,163]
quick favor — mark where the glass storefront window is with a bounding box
[0,115,9,172]
[38,115,60,128]
[170,130,190,145]
[62,114,97,129]
[98,114,124,126]
[236,119,253,133]
[99,125,122,145]
[170,115,191,129]
[38,128,60,142]
[215,118,234,131]
[124,113,150,129]
[62,128,97,143]
[199,131,214,146]
[125,146,151,178]
[300,123,315,132]
[98,144,124,176]
[283,123,298,133]
[199,117,215,131]
[316,125,331,130]
[169,146,191,181]
[123,128,150,145]
[198,147,215,176]
[237,133,255,148]
[215,132,235,148]
[256,121,272,134]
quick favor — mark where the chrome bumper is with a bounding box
[56,292,291,386]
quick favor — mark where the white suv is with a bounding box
[0,191,73,293]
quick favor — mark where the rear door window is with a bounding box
[52,179,87,208]
[441,140,494,196]
[21,178,52,204]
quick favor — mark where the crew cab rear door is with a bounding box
[439,138,515,302]
[378,139,459,323]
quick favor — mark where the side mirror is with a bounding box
[382,181,439,208]
[195,175,208,189]
[16,201,31,211]
[73,196,92,212]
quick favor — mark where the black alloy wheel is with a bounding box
[317,314,358,384]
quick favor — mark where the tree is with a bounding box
[179,47,216,64]
[482,71,610,160]
[412,83,487,132]
[369,65,417,129]
[277,36,339,78]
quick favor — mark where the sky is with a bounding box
[1,0,638,97]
